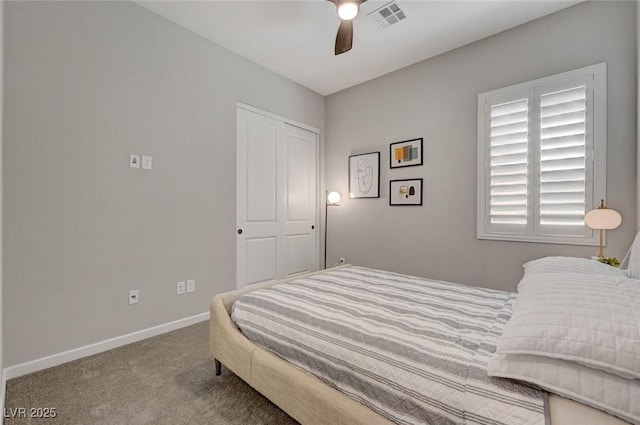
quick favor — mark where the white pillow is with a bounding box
[626,231,640,279]
[495,272,640,380]
[487,352,640,424]
[523,256,626,277]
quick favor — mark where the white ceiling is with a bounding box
[137,0,581,95]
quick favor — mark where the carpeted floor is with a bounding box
[5,322,299,425]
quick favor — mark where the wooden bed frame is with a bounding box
[209,266,628,425]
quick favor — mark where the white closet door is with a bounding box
[236,107,318,288]
[282,124,317,278]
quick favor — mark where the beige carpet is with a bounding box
[5,322,299,425]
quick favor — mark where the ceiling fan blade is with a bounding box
[335,19,353,55]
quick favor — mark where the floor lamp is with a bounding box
[585,199,622,259]
[325,191,341,269]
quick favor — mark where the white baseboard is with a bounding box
[3,312,209,380]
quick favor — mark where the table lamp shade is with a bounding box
[585,207,622,230]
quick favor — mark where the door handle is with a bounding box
[237,229,243,235]
[311,225,315,230]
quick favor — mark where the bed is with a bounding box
[210,263,636,425]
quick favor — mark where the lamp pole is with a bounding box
[324,192,329,269]
[324,191,341,269]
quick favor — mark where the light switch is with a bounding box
[130,154,140,169]
[142,155,152,170]
[187,279,195,293]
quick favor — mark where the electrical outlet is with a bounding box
[177,281,186,295]
[141,155,152,170]
[338,257,346,264]
[187,279,195,293]
[129,290,139,305]
[129,154,140,169]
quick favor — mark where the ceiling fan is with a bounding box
[328,0,367,55]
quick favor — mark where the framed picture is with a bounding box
[349,152,380,198]
[390,178,423,206]
[390,138,423,168]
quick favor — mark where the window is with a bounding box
[477,63,606,245]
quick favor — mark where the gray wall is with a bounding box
[3,1,325,367]
[326,1,637,291]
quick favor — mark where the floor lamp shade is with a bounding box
[327,191,341,205]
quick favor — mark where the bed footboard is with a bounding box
[209,292,256,383]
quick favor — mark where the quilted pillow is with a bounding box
[495,272,640,380]
[626,231,640,279]
[523,256,627,277]
[487,352,640,424]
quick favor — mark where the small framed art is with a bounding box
[390,138,423,168]
[349,152,380,198]
[390,178,423,206]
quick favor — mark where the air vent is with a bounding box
[368,1,407,29]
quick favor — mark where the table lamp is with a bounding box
[584,199,622,259]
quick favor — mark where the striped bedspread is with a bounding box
[231,266,547,425]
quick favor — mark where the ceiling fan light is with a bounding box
[337,2,359,20]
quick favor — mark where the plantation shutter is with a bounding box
[537,85,589,234]
[489,99,529,226]
[478,63,605,245]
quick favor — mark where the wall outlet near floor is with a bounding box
[338,257,346,265]
[186,279,196,293]
[141,155,152,170]
[129,154,140,169]
[129,290,139,305]
[177,281,186,295]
